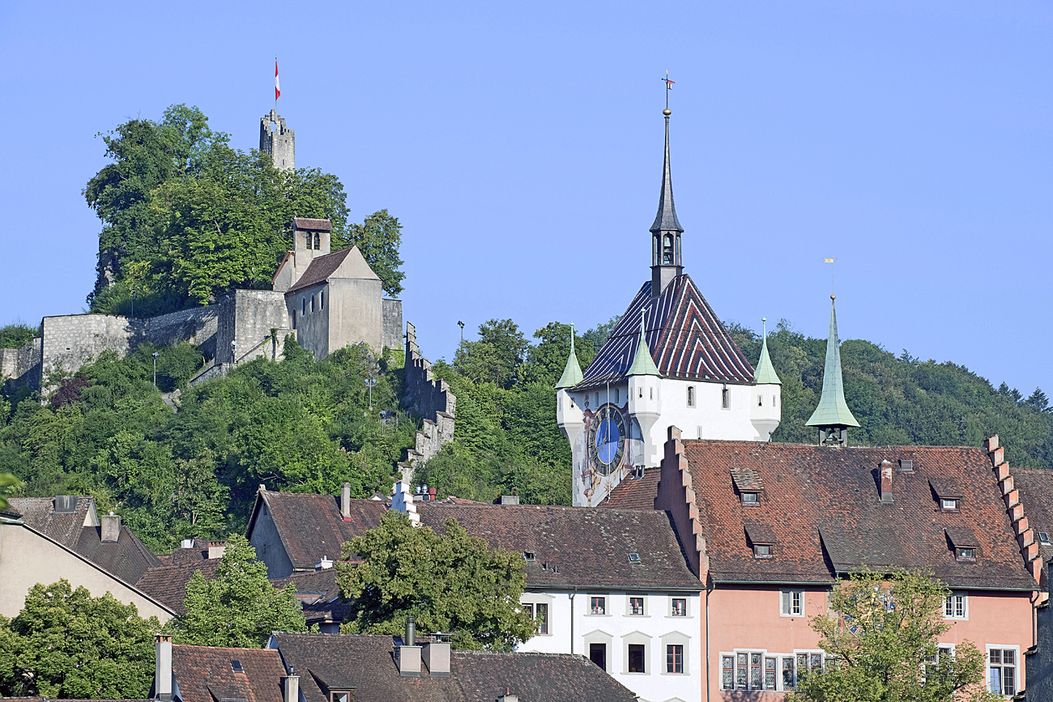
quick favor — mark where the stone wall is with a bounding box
[400,321,456,480]
[0,338,42,389]
[141,305,219,357]
[40,315,133,389]
[215,289,291,366]
[382,299,403,350]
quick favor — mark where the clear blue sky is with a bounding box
[1,1,1050,395]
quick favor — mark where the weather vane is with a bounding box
[661,70,676,111]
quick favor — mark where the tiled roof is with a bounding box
[248,491,388,571]
[602,470,660,510]
[273,633,639,702]
[678,440,1037,589]
[273,568,348,623]
[418,502,699,591]
[172,645,285,702]
[8,497,160,586]
[578,275,755,388]
[1010,467,1053,562]
[287,248,353,293]
[136,560,222,614]
[292,218,332,231]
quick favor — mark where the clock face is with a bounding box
[588,404,626,475]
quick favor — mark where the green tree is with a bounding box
[337,511,536,650]
[347,209,405,297]
[0,324,35,349]
[789,571,997,702]
[172,535,305,647]
[0,580,160,699]
[454,319,528,389]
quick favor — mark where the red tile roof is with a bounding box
[136,559,222,614]
[287,249,353,293]
[292,218,332,231]
[601,469,659,509]
[1011,466,1053,562]
[172,645,285,702]
[679,440,1036,589]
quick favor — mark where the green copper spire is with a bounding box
[753,318,781,386]
[806,295,859,430]
[627,310,661,377]
[556,325,584,389]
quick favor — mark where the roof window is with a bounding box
[745,523,775,559]
[930,478,964,512]
[628,552,641,563]
[1040,532,1052,546]
[731,468,763,506]
[230,659,244,673]
[896,459,915,473]
[945,527,979,562]
[523,551,535,561]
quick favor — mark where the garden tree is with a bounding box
[519,322,596,387]
[454,319,529,389]
[173,535,305,647]
[347,209,405,297]
[337,511,536,650]
[789,571,997,702]
[0,324,35,349]
[0,472,17,511]
[0,580,160,699]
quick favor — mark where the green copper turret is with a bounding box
[556,325,584,389]
[806,295,859,445]
[627,310,661,377]
[753,318,781,385]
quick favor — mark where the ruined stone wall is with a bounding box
[0,338,42,389]
[400,321,456,478]
[215,289,291,366]
[142,305,219,358]
[40,315,133,388]
[382,299,403,350]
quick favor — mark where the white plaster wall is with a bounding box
[517,589,701,702]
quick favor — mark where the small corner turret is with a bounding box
[555,326,585,448]
[750,318,782,441]
[627,309,662,465]
[806,295,859,446]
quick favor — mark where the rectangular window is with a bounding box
[629,596,645,616]
[941,498,959,511]
[722,386,730,409]
[781,590,804,617]
[750,652,763,690]
[291,310,297,329]
[628,644,646,673]
[666,644,684,674]
[589,596,606,615]
[988,647,1017,695]
[302,298,307,315]
[741,491,760,505]
[687,386,695,407]
[753,543,772,559]
[671,597,687,617]
[311,295,316,313]
[764,656,777,690]
[320,291,325,311]
[615,388,620,404]
[589,643,607,671]
[944,594,967,620]
[781,656,796,689]
[736,653,748,689]
[957,547,976,562]
[523,602,549,634]
[721,655,734,690]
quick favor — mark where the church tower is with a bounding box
[260,109,295,171]
[650,106,683,297]
[806,295,859,446]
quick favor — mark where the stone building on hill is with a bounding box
[260,108,295,171]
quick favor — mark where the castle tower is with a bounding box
[806,295,859,446]
[555,326,585,450]
[750,318,782,441]
[260,109,295,171]
[626,310,661,466]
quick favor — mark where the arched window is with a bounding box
[663,234,675,264]
[313,232,321,249]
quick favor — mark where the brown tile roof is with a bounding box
[248,491,388,571]
[286,249,352,293]
[418,502,700,591]
[1010,467,1053,562]
[136,559,222,614]
[272,569,349,623]
[292,218,332,231]
[172,645,285,702]
[602,469,659,509]
[579,274,755,387]
[273,633,639,702]
[679,440,1037,590]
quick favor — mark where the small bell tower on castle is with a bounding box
[260,109,295,171]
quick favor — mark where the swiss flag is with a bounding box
[274,60,281,101]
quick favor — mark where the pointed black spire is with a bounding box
[650,109,683,234]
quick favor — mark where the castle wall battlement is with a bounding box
[400,321,455,479]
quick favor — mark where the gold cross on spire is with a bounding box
[661,70,676,112]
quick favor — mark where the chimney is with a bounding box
[341,482,351,520]
[879,460,894,503]
[397,616,422,677]
[497,495,519,506]
[315,555,333,570]
[427,486,437,502]
[496,693,519,702]
[423,639,451,676]
[154,634,173,701]
[101,512,121,543]
[207,541,226,559]
[281,668,300,702]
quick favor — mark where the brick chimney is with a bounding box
[154,634,173,701]
[281,668,300,702]
[397,616,422,677]
[101,512,121,543]
[341,482,351,520]
[423,639,451,676]
[879,460,894,503]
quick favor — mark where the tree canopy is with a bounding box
[789,571,997,702]
[172,535,305,647]
[348,209,405,297]
[0,580,160,699]
[336,511,536,650]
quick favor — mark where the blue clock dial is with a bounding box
[588,404,626,475]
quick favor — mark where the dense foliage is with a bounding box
[0,324,35,349]
[172,535,305,647]
[0,341,415,552]
[790,571,996,702]
[85,104,403,315]
[0,580,160,699]
[337,511,536,650]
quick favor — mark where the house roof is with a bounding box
[293,218,332,232]
[1009,467,1053,563]
[578,275,755,388]
[172,645,285,702]
[417,502,700,591]
[673,440,1037,589]
[602,470,660,510]
[273,633,639,702]
[7,497,160,585]
[247,490,388,571]
[287,246,379,293]
[136,559,222,614]
[272,569,348,623]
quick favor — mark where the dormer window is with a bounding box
[945,527,979,562]
[940,498,960,512]
[930,478,963,512]
[746,524,775,560]
[1040,532,1052,546]
[754,543,772,559]
[956,547,976,562]
[330,691,351,702]
[523,551,535,561]
[731,468,763,506]
[741,491,760,506]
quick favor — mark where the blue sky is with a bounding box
[1,1,1050,395]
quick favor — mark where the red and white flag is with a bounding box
[274,59,281,101]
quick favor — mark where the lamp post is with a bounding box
[230,340,237,364]
[364,377,377,411]
[151,352,159,389]
[457,320,465,346]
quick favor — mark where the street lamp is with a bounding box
[230,340,237,364]
[364,377,377,411]
[457,320,465,346]
[151,352,159,389]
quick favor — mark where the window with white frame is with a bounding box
[720,650,822,692]
[666,644,685,674]
[670,597,687,617]
[522,602,550,635]
[589,595,606,615]
[987,646,1017,695]
[628,596,645,616]
[923,644,955,684]
[944,593,967,620]
[781,590,804,617]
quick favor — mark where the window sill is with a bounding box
[780,613,805,618]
